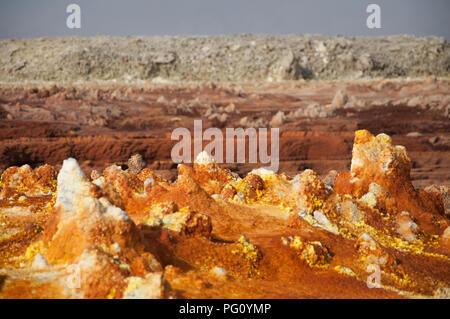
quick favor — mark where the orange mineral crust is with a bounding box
[0,130,449,299]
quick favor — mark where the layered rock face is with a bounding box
[0,130,449,299]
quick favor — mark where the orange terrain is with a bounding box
[0,79,449,298]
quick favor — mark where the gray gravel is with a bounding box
[0,34,449,83]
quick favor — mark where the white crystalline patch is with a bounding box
[350,177,360,184]
[32,253,49,269]
[133,178,154,198]
[376,133,392,144]
[19,164,32,172]
[111,243,122,254]
[270,111,286,126]
[341,201,363,223]
[98,197,111,207]
[55,158,130,223]
[51,197,103,239]
[25,190,53,197]
[2,268,80,299]
[335,266,357,277]
[1,206,32,216]
[382,156,393,173]
[408,221,418,231]
[397,211,418,242]
[301,169,314,175]
[290,174,301,190]
[144,178,155,188]
[161,212,190,232]
[104,205,131,222]
[401,211,410,217]
[0,227,22,241]
[434,287,450,299]
[77,249,98,271]
[212,266,227,276]
[359,192,377,209]
[351,139,387,172]
[313,210,328,225]
[109,164,123,171]
[442,227,450,240]
[359,233,377,248]
[350,155,364,170]
[369,182,386,197]
[80,197,104,219]
[395,145,406,155]
[358,233,380,251]
[313,210,339,234]
[9,173,22,188]
[92,176,106,187]
[194,150,215,165]
[97,197,131,222]
[123,273,163,299]
[251,168,275,178]
[135,191,147,198]
[359,183,390,209]
[211,266,228,279]
[55,158,92,213]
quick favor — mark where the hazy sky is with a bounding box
[0,0,449,39]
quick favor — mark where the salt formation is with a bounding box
[194,150,216,166]
[335,130,447,235]
[0,130,449,299]
[123,273,164,299]
[25,158,163,298]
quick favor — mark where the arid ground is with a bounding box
[0,35,449,299]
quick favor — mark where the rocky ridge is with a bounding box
[1,34,449,83]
